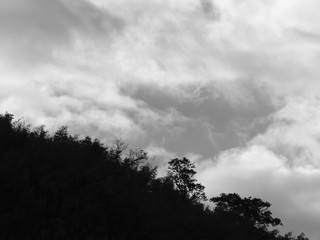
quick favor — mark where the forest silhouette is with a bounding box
[0,112,309,240]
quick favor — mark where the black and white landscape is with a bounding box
[1,0,319,239]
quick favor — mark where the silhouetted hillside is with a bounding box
[0,112,309,240]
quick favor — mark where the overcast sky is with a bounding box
[1,0,320,238]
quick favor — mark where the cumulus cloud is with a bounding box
[198,145,320,239]
[253,98,320,168]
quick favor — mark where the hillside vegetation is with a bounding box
[0,112,309,240]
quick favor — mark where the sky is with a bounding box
[1,0,320,238]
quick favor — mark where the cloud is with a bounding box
[145,144,177,176]
[197,145,320,239]
[0,0,124,67]
[2,0,320,106]
[146,144,211,177]
[200,0,220,19]
[0,0,281,116]
[2,0,259,151]
[253,98,320,167]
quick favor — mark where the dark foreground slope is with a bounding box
[0,113,309,240]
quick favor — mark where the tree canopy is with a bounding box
[0,112,309,240]
[211,193,282,229]
[168,157,207,202]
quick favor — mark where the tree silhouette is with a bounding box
[168,157,207,202]
[211,193,282,229]
[0,112,310,240]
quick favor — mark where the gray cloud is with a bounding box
[127,80,274,156]
[0,0,124,66]
[200,0,220,20]
[289,27,320,45]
